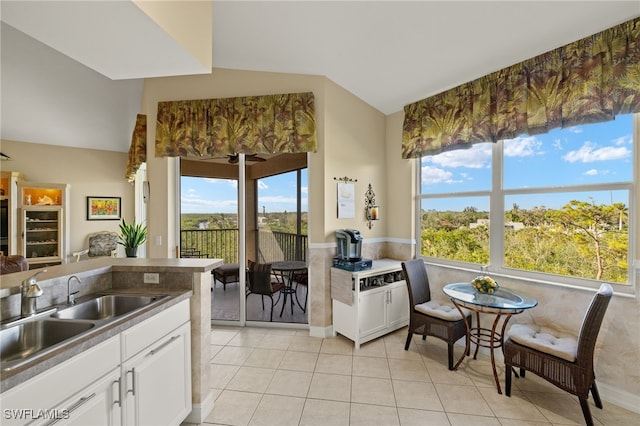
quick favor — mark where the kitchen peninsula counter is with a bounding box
[0,257,223,423]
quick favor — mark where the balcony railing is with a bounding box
[180,229,307,264]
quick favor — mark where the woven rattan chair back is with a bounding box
[401,258,470,370]
[504,283,612,426]
[404,258,432,306]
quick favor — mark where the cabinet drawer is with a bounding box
[1,335,120,426]
[121,299,189,360]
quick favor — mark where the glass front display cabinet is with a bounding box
[20,206,64,268]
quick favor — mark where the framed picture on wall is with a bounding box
[87,196,121,220]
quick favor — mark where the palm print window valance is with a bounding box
[125,114,147,182]
[155,92,317,159]
[402,17,640,158]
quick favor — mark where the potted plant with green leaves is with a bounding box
[118,218,147,258]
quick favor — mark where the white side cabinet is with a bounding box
[331,259,409,349]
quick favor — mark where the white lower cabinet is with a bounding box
[1,336,120,426]
[358,282,409,340]
[1,299,191,426]
[387,284,410,329]
[121,322,191,426]
[358,286,388,338]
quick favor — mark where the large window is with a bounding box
[418,114,636,290]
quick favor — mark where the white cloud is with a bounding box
[552,138,564,150]
[584,169,599,176]
[427,142,492,169]
[503,136,543,157]
[612,135,631,146]
[181,193,238,213]
[257,181,268,190]
[421,166,458,184]
[563,141,631,163]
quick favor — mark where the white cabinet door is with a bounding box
[387,282,409,329]
[51,369,122,426]
[359,288,387,338]
[122,322,191,426]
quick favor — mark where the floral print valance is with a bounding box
[125,114,147,182]
[402,17,640,158]
[155,92,317,159]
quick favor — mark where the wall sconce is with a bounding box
[364,183,380,229]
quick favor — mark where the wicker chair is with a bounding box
[401,259,471,370]
[504,283,613,426]
[72,231,118,262]
[246,261,285,322]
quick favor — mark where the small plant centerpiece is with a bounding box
[471,275,499,294]
[118,218,147,258]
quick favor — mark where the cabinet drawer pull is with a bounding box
[127,368,136,396]
[148,335,180,357]
[112,378,121,407]
[44,393,96,425]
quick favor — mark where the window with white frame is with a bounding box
[418,113,636,289]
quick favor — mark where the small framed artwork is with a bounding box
[87,196,121,220]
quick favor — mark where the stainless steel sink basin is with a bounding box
[0,320,95,364]
[51,294,168,321]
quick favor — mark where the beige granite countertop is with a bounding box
[0,257,220,293]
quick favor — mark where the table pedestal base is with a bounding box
[451,301,522,394]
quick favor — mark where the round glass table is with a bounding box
[443,282,538,394]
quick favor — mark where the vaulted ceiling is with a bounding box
[1,1,638,153]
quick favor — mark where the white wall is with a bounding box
[0,22,143,153]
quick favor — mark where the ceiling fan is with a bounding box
[227,153,266,164]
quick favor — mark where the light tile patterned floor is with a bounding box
[183,326,640,426]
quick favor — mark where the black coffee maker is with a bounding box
[333,229,372,271]
[335,229,362,261]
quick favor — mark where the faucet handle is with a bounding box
[24,269,47,286]
[26,283,43,298]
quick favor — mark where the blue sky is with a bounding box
[181,170,308,214]
[421,114,634,211]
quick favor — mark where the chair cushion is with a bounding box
[414,301,469,321]
[508,323,578,362]
[88,233,117,257]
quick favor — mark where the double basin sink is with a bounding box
[1,294,169,372]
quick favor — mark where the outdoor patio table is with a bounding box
[443,282,537,394]
[271,260,307,316]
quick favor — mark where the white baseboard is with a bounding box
[598,382,640,414]
[309,325,333,338]
[184,391,215,424]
